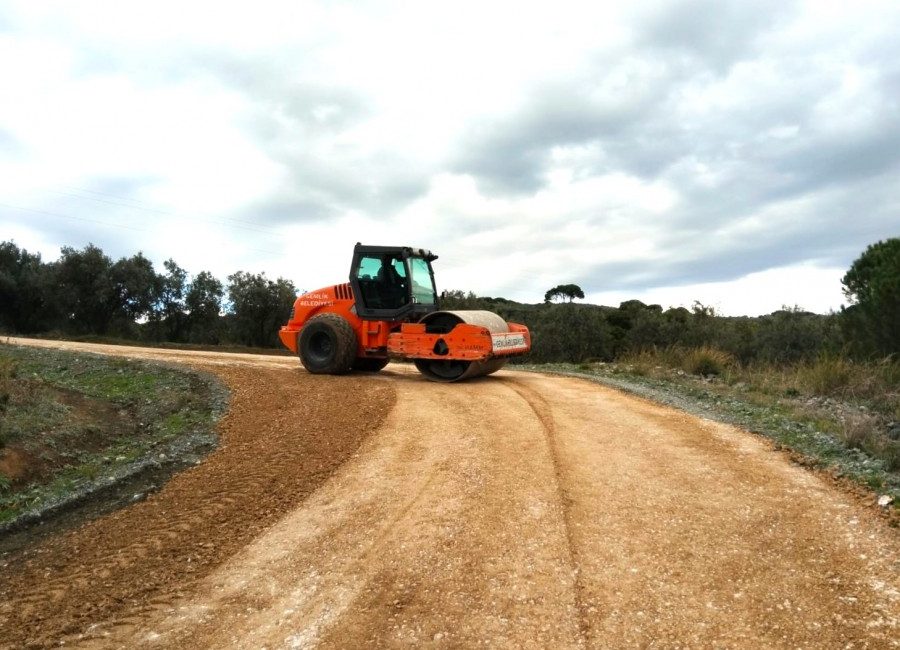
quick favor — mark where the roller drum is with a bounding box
[413,310,510,382]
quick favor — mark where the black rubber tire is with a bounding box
[353,357,389,372]
[298,313,357,375]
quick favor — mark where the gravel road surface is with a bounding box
[0,338,897,648]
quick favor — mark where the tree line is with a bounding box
[0,241,296,347]
[443,238,899,364]
[2,237,897,363]
[441,292,843,364]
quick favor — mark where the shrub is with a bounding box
[882,441,900,472]
[681,346,735,376]
[0,355,16,437]
[840,412,876,450]
[618,349,659,376]
[798,356,854,395]
[0,355,17,379]
[618,346,680,377]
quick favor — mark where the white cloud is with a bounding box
[590,263,847,316]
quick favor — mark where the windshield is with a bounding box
[409,257,437,304]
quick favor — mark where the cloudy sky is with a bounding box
[1,1,898,315]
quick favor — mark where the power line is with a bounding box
[49,186,284,236]
[0,202,146,232]
[0,201,281,256]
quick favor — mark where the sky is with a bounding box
[1,1,898,316]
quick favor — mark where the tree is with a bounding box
[152,259,188,341]
[185,271,224,343]
[52,245,165,336]
[226,271,296,347]
[841,238,900,356]
[544,284,585,303]
[109,252,160,325]
[54,244,117,334]
[0,241,59,333]
[755,307,837,363]
[528,303,613,362]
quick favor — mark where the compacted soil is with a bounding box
[0,338,897,648]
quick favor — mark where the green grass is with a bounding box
[161,412,190,436]
[0,343,223,527]
[14,355,170,402]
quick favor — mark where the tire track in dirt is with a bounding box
[64,367,584,648]
[0,345,395,649]
[505,371,900,648]
[503,379,590,647]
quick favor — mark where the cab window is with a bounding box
[409,257,436,304]
[355,254,408,309]
[357,256,382,280]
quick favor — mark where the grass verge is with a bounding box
[0,343,226,531]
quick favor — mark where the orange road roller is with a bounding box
[279,243,531,381]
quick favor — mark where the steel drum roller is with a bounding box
[413,310,511,382]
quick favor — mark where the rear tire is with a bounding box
[353,357,389,372]
[299,313,357,375]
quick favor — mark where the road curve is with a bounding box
[0,338,898,648]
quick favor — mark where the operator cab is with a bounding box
[350,243,440,321]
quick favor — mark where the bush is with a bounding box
[619,346,679,376]
[0,355,17,379]
[0,355,16,442]
[681,346,735,377]
[882,441,900,472]
[839,411,876,450]
[618,345,736,377]
[798,356,854,395]
[618,349,661,376]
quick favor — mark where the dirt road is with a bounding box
[1,338,898,648]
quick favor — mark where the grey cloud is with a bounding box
[452,9,899,296]
[453,0,801,195]
[452,58,824,198]
[574,171,899,295]
[664,108,900,233]
[199,53,373,132]
[770,126,900,198]
[229,145,430,226]
[83,175,164,199]
[453,65,676,193]
[241,196,338,225]
[68,45,430,223]
[192,53,433,224]
[0,203,145,262]
[636,0,797,72]
[579,235,833,295]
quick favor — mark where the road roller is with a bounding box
[278,243,531,381]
